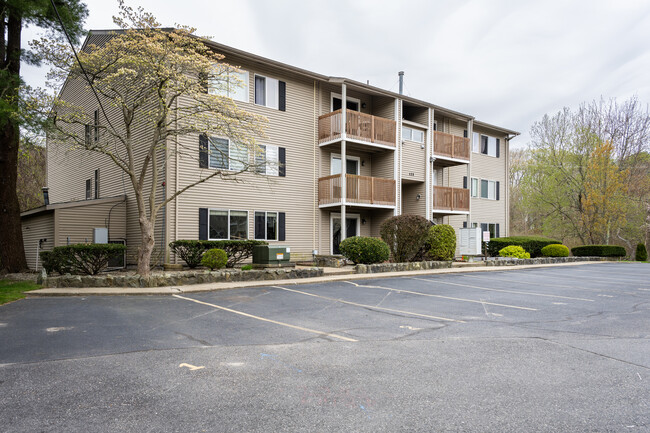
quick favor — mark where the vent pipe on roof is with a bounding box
[398,71,404,95]
[42,187,49,206]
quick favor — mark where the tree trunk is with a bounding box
[0,10,28,272]
[137,216,155,277]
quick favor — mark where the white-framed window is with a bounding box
[479,222,499,238]
[208,137,248,171]
[330,154,360,176]
[256,144,280,176]
[254,211,278,241]
[331,93,361,112]
[209,209,248,240]
[479,179,497,200]
[254,74,279,109]
[475,133,499,157]
[402,126,424,143]
[209,68,249,103]
[471,177,478,197]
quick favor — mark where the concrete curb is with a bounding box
[26,260,618,297]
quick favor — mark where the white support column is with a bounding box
[467,119,473,227]
[340,83,347,243]
[425,108,431,221]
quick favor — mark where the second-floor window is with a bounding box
[473,133,500,157]
[254,75,286,111]
[480,179,497,200]
[209,137,248,171]
[402,126,424,143]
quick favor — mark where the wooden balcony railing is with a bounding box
[432,186,470,212]
[318,109,396,147]
[318,174,396,207]
[433,131,470,161]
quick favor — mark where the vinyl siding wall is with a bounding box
[21,212,55,271]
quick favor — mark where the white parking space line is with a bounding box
[343,281,537,311]
[271,286,465,323]
[411,278,595,302]
[172,294,358,342]
[544,269,650,283]
[459,274,614,293]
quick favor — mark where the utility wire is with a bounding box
[49,0,116,132]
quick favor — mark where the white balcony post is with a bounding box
[340,83,347,243]
[467,119,473,227]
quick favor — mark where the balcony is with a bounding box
[318,109,396,149]
[432,186,469,214]
[433,131,470,162]
[319,174,396,208]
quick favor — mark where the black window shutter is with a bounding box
[463,221,467,228]
[496,181,500,200]
[199,134,209,168]
[278,81,286,111]
[199,208,208,240]
[198,72,208,93]
[496,223,500,238]
[278,147,286,177]
[463,176,467,189]
[255,213,265,239]
[496,138,500,158]
[278,212,286,241]
[463,129,468,138]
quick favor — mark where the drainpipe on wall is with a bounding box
[340,83,347,247]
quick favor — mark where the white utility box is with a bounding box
[93,227,108,244]
[459,227,482,256]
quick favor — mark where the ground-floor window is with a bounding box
[209,209,248,240]
[479,222,500,238]
[255,211,278,241]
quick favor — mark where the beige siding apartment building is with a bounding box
[22,30,518,269]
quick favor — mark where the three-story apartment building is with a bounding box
[21,30,518,269]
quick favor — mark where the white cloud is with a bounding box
[21,0,650,147]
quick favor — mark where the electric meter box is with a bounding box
[459,227,482,256]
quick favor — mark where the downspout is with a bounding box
[467,119,473,228]
[174,96,179,263]
[313,80,317,256]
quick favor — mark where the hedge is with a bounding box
[39,243,126,275]
[487,236,561,258]
[339,236,390,264]
[427,224,456,261]
[571,245,626,257]
[636,243,648,261]
[201,248,228,270]
[498,245,530,259]
[541,244,570,257]
[380,214,432,263]
[169,240,268,268]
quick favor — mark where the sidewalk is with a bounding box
[26,261,613,297]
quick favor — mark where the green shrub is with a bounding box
[170,240,268,268]
[380,214,432,263]
[241,264,253,271]
[169,240,205,268]
[40,244,126,275]
[487,236,561,258]
[427,224,456,261]
[636,243,648,261]
[499,245,530,259]
[201,248,228,270]
[571,245,627,257]
[339,236,390,264]
[541,244,570,257]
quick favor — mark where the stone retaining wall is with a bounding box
[485,256,611,266]
[43,267,324,289]
[356,260,453,274]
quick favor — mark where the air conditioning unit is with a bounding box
[459,228,482,256]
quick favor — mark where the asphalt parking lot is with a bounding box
[1,263,649,432]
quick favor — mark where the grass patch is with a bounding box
[0,279,41,305]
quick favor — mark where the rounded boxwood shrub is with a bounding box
[636,243,648,261]
[427,224,456,261]
[541,244,570,257]
[380,214,431,263]
[201,248,228,270]
[499,245,530,259]
[487,236,561,257]
[339,236,390,265]
[571,245,626,257]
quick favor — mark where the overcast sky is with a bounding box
[21,0,650,147]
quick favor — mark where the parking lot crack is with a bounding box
[174,331,212,347]
[533,337,650,370]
